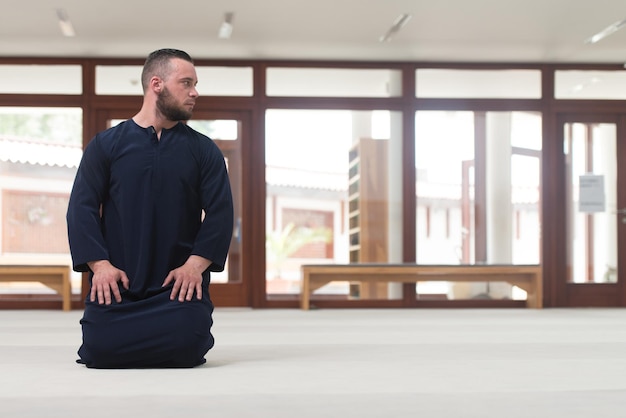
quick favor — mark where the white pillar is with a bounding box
[485,112,513,298]
[387,111,403,299]
[351,112,371,142]
[387,71,404,299]
[594,124,617,282]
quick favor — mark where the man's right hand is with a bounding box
[87,260,130,305]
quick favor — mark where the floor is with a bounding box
[1,307,626,417]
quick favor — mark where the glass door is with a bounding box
[414,111,542,304]
[557,114,626,306]
[94,109,250,307]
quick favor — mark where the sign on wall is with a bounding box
[579,174,605,213]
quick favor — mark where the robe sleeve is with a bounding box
[66,136,111,272]
[191,137,234,272]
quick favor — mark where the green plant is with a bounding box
[266,222,332,278]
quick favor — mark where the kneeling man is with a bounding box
[66,49,234,368]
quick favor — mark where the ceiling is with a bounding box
[3,0,626,64]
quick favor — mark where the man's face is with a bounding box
[156,58,199,121]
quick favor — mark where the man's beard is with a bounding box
[156,87,192,121]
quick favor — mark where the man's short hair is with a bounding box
[141,48,194,92]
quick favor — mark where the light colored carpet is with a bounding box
[1,307,625,417]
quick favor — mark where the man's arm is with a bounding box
[66,136,111,272]
[190,138,234,272]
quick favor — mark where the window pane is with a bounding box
[555,70,626,99]
[416,69,541,98]
[187,120,238,140]
[196,67,253,96]
[266,109,403,300]
[0,107,83,295]
[96,65,253,96]
[564,123,617,283]
[0,65,82,94]
[415,111,542,301]
[267,68,402,97]
[95,65,143,95]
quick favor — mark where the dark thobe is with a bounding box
[67,119,233,368]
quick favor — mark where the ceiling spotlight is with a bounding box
[218,12,234,39]
[585,18,626,44]
[56,8,76,37]
[379,13,412,43]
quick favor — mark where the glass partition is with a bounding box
[416,69,541,98]
[564,122,617,283]
[265,109,403,299]
[415,110,542,301]
[555,70,626,100]
[95,65,143,95]
[0,107,83,295]
[266,68,402,97]
[0,65,82,94]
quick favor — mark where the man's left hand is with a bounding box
[163,255,211,302]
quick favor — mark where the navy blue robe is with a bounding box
[67,119,233,368]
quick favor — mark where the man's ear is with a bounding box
[150,76,163,93]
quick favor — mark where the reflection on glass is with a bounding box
[564,123,617,283]
[265,110,401,299]
[415,111,542,300]
[555,71,626,100]
[0,107,83,294]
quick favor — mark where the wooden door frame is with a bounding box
[550,113,626,307]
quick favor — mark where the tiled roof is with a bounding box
[0,137,82,168]
[266,166,348,191]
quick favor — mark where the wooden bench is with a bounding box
[0,265,72,311]
[301,263,542,310]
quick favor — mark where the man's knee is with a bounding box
[78,324,213,368]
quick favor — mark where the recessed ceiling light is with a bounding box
[218,12,234,40]
[56,8,76,37]
[379,13,412,43]
[585,18,626,44]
